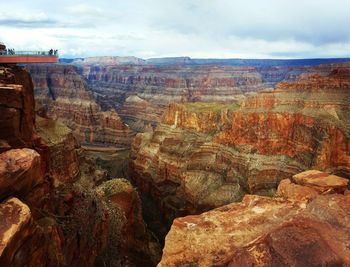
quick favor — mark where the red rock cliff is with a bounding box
[130,64,350,226]
[80,64,274,132]
[0,65,159,266]
[0,66,38,151]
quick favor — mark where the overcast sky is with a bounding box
[1,0,349,59]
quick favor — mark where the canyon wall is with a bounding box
[129,64,350,226]
[0,65,159,266]
[27,64,134,147]
[80,64,263,131]
[79,63,307,132]
[0,65,38,151]
[80,60,344,133]
[28,59,347,138]
[25,56,350,141]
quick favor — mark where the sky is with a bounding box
[0,0,350,59]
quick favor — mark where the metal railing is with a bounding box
[0,50,59,57]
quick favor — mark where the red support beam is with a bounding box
[0,55,58,64]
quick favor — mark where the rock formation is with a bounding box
[158,170,350,267]
[29,59,348,136]
[79,64,281,132]
[130,64,350,227]
[77,58,350,133]
[27,64,134,147]
[0,65,159,266]
[0,66,38,151]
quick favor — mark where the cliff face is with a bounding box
[0,65,158,266]
[27,64,134,147]
[0,66,38,151]
[80,64,301,132]
[28,61,316,135]
[159,171,350,267]
[129,65,350,225]
[80,62,337,133]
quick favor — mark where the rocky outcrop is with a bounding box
[130,65,350,227]
[0,198,51,267]
[36,116,80,187]
[27,64,134,147]
[0,66,38,151]
[158,171,350,267]
[0,149,42,200]
[96,179,161,266]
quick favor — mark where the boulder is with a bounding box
[0,149,42,199]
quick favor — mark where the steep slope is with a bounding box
[0,66,38,151]
[0,65,159,266]
[129,65,350,226]
[27,64,134,147]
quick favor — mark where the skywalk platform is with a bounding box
[0,50,58,64]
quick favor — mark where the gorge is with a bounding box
[0,56,349,266]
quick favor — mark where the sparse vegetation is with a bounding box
[36,116,72,144]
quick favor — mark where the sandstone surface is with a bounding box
[0,197,49,267]
[0,66,37,150]
[0,149,42,200]
[159,173,350,266]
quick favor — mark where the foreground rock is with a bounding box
[292,170,349,193]
[159,172,350,266]
[0,197,60,267]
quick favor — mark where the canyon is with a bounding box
[28,58,347,138]
[0,65,160,266]
[1,57,349,266]
[130,63,350,228]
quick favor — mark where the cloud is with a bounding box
[0,0,350,58]
[0,12,59,27]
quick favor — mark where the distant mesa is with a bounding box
[63,55,350,67]
[72,56,146,65]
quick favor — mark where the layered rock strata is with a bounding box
[27,64,134,147]
[80,64,286,131]
[130,66,350,226]
[78,60,350,134]
[0,65,158,266]
[158,171,350,267]
[0,66,38,151]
